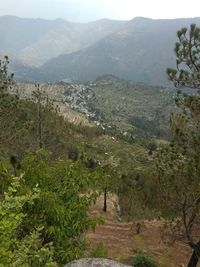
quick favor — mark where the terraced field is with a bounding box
[86,193,193,267]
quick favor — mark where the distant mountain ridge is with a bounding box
[1,16,200,86]
[37,17,200,86]
[0,15,126,66]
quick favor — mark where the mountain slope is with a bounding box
[10,77,175,138]
[32,17,200,86]
[86,75,175,137]
[0,16,126,66]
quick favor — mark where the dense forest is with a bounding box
[0,24,200,267]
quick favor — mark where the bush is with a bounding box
[0,150,101,265]
[90,242,108,258]
[68,146,79,161]
[133,251,157,267]
[0,178,56,266]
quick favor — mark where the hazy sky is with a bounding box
[0,0,200,22]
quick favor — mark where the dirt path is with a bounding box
[86,193,198,267]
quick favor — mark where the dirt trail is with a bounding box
[86,193,197,267]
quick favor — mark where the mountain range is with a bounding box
[1,15,200,86]
[0,15,125,66]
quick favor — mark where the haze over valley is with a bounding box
[0,15,199,85]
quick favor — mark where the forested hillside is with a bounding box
[0,56,151,265]
[87,75,175,137]
[9,76,175,139]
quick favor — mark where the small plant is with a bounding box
[90,242,108,258]
[68,146,79,161]
[133,250,157,267]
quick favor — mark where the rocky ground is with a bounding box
[64,258,131,267]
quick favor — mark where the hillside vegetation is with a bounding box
[10,76,175,139]
[87,75,175,138]
[0,57,155,265]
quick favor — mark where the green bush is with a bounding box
[0,149,101,265]
[0,178,56,266]
[90,242,108,258]
[133,252,157,267]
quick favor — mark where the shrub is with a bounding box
[68,146,79,161]
[0,149,101,265]
[90,242,108,258]
[0,177,56,266]
[133,251,157,267]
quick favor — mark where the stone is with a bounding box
[64,258,131,267]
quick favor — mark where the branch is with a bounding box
[182,196,194,245]
[189,34,200,72]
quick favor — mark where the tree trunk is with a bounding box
[187,241,200,267]
[13,165,17,176]
[34,84,43,149]
[103,187,107,212]
[38,97,42,149]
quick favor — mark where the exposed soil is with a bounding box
[86,193,199,267]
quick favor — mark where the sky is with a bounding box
[0,0,200,22]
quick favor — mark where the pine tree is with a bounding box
[157,24,200,267]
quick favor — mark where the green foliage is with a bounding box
[9,150,99,264]
[0,57,105,159]
[132,250,157,267]
[167,24,200,89]
[0,57,22,157]
[118,170,156,221]
[0,56,13,93]
[68,146,79,161]
[155,91,200,265]
[157,24,200,265]
[85,157,98,169]
[0,140,103,265]
[0,177,56,267]
[129,116,159,137]
[159,24,200,236]
[89,242,108,258]
[0,86,103,159]
[147,142,157,155]
[0,56,168,265]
